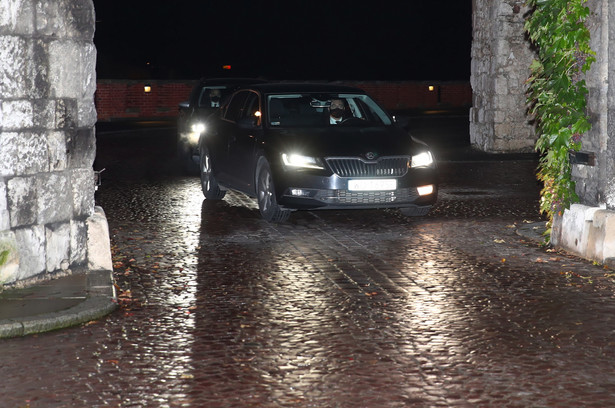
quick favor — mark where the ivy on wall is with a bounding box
[524,0,595,236]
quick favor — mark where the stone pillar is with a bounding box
[570,0,613,208]
[0,0,103,285]
[470,0,536,152]
[549,1,615,266]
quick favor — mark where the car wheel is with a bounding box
[256,159,291,222]
[399,206,431,217]
[200,146,226,200]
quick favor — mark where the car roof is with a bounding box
[243,82,366,94]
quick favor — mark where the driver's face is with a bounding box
[330,100,345,110]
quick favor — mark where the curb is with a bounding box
[0,270,117,339]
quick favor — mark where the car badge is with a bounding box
[365,152,377,160]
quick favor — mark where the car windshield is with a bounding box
[267,93,392,127]
[197,86,231,108]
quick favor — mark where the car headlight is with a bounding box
[191,123,206,134]
[282,153,324,170]
[411,151,434,168]
[187,123,206,144]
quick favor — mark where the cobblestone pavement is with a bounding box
[2,125,615,407]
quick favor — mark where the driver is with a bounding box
[209,89,222,107]
[328,99,346,124]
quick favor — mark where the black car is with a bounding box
[198,83,438,221]
[177,77,267,173]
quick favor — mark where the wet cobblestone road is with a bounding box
[2,122,615,407]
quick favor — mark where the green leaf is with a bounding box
[525,0,595,229]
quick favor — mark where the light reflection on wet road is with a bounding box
[1,121,615,407]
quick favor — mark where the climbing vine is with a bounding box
[524,0,595,234]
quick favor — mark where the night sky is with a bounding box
[93,1,472,81]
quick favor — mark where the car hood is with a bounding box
[264,126,425,158]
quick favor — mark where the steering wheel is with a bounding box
[339,117,364,125]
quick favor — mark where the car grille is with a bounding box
[315,188,420,205]
[325,156,410,178]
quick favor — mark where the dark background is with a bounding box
[93,1,472,81]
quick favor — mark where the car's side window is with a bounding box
[224,91,250,122]
[241,92,261,126]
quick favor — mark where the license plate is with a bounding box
[348,179,397,191]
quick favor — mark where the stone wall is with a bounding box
[470,0,536,152]
[545,1,615,267]
[0,0,104,285]
[569,0,613,209]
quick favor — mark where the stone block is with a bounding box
[14,225,45,279]
[45,222,70,272]
[0,0,34,35]
[71,168,94,218]
[7,176,37,228]
[70,219,87,265]
[0,230,19,284]
[494,77,509,95]
[35,1,65,38]
[34,0,95,40]
[37,172,72,224]
[54,98,77,129]
[606,180,615,210]
[555,205,615,265]
[66,0,96,40]
[32,99,56,129]
[0,180,9,231]
[47,131,67,171]
[0,35,28,98]
[87,206,112,271]
[66,128,95,169]
[1,99,33,129]
[27,39,50,100]
[595,210,615,260]
[19,132,48,175]
[0,132,47,176]
[82,43,96,96]
[559,204,593,257]
[49,41,95,99]
[78,98,97,128]
[494,109,506,124]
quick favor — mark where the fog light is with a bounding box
[417,185,434,196]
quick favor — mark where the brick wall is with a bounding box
[96,80,196,121]
[95,80,471,121]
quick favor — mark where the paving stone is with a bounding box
[2,127,615,407]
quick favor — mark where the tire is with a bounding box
[256,159,291,222]
[399,206,431,217]
[200,146,226,200]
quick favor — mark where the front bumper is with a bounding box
[274,169,438,210]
